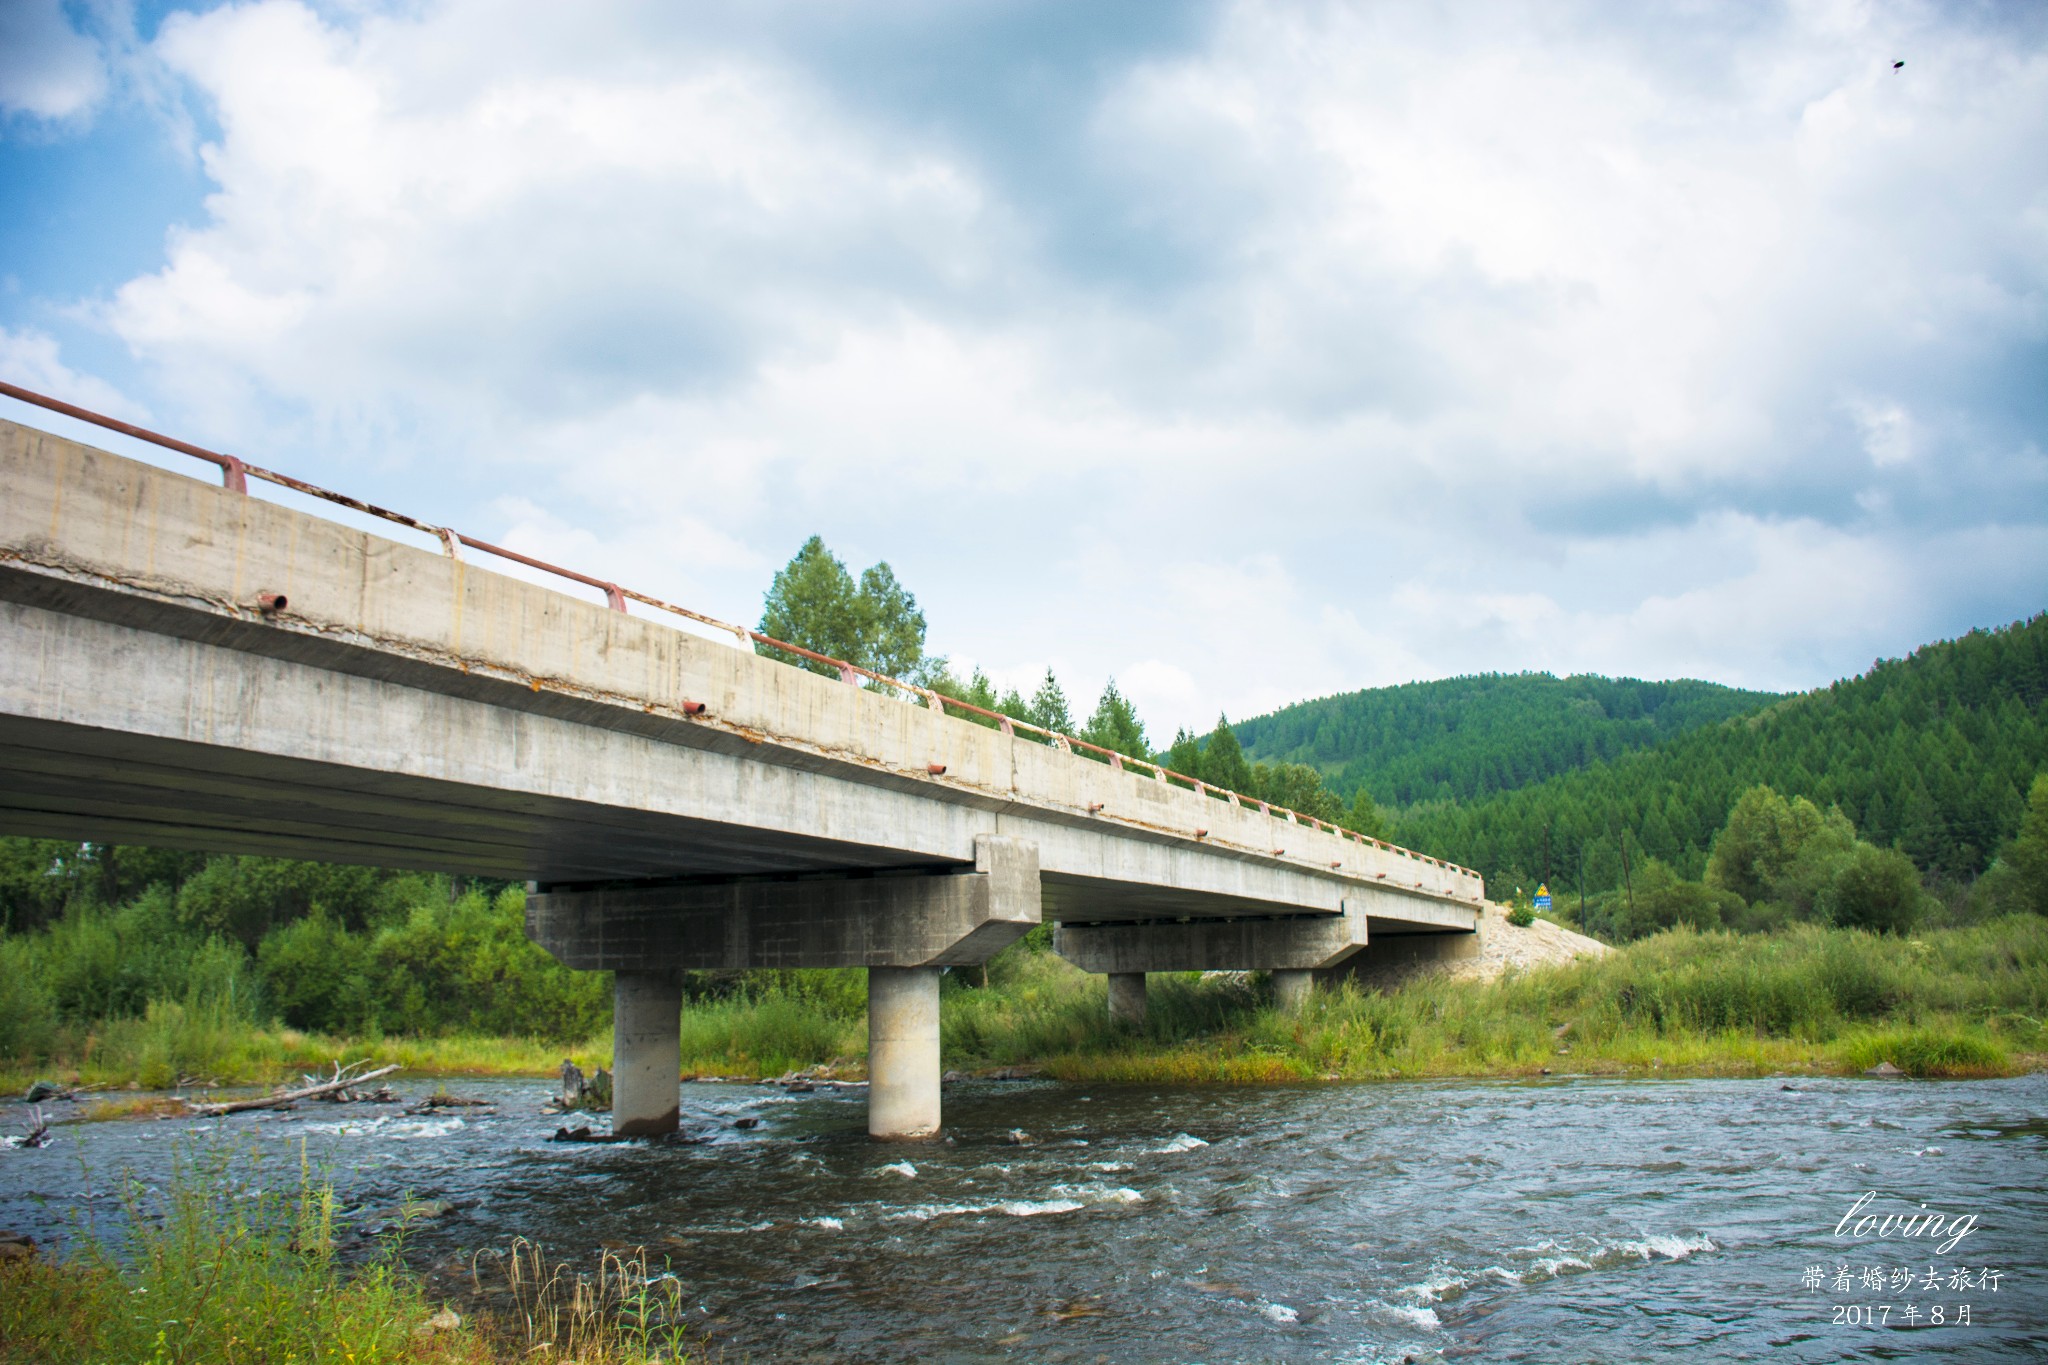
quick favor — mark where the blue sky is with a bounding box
[2,0,2044,741]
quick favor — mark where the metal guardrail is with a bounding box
[0,378,1480,884]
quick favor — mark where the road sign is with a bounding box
[1534,883,1551,911]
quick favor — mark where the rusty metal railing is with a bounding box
[0,378,1481,885]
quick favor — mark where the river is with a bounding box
[4,1071,2044,1362]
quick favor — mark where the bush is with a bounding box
[259,912,375,1033]
[0,935,58,1059]
[1838,1028,2010,1078]
[176,857,436,949]
[366,888,608,1043]
[1825,845,1926,933]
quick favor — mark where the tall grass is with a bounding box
[9,919,2044,1093]
[0,1147,693,1363]
[964,917,2048,1082]
[0,1014,614,1094]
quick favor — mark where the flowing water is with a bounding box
[4,1072,2044,1362]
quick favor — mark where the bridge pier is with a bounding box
[527,836,1039,1139]
[1270,968,1314,1013]
[612,970,683,1137]
[1055,900,1369,1021]
[867,967,942,1138]
[1107,972,1148,1028]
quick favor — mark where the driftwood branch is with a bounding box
[185,1063,400,1117]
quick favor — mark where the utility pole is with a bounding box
[1577,840,1588,935]
[1619,826,1636,930]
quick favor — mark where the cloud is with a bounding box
[0,326,137,416]
[0,0,107,122]
[2,0,2040,738]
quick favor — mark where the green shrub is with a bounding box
[1838,1029,2011,1077]
[260,912,375,1033]
[0,935,58,1059]
[1825,844,1927,933]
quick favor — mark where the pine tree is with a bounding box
[1081,680,1150,760]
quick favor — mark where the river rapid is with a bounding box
[4,1072,2044,1362]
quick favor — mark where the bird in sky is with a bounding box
[1894,60,1905,69]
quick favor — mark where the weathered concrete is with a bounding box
[529,838,1036,1138]
[1271,969,1314,1013]
[1326,927,1486,990]
[1055,897,1370,974]
[0,419,1499,1138]
[0,417,1483,935]
[867,967,941,1138]
[1107,972,1147,1028]
[528,836,1040,971]
[1325,902,1608,989]
[612,970,682,1137]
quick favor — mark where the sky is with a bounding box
[2,0,2043,743]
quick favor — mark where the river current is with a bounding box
[4,1072,2044,1362]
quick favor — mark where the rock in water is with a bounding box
[587,1066,613,1111]
[558,1059,585,1109]
[23,1081,62,1103]
[1863,1061,1907,1078]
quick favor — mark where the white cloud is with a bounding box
[1,0,2037,738]
[0,326,137,416]
[1847,397,1918,468]
[0,0,106,121]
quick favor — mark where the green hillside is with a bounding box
[1235,673,1783,806]
[1389,615,2048,894]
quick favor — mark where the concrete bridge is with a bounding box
[0,403,1485,1137]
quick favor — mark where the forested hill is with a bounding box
[1235,674,1782,806]
[1389,614,2048,893]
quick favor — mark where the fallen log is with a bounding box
[186,1064,401,1117]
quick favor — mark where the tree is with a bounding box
[1614,858,1746,940]
[2004,772,2048,915]
[931,666,1001,725]
[1823,844,1926,933]
[1081,680,1150,760]
[1706,786,1824,905]
[1028,671,1075,735]
[1346,789,1388,840]
[1203,716,1253,793]
[1166,728,1205,782]
[1252,761,1343,822]
[757,535,935,683]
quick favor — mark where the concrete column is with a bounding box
[1272,968,1314,1014]
[868,967,942,1138]
[611,970,681,1137]
[1107,972,1147,1028]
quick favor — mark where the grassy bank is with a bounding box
[7,919,2045,1096]
[942,916,2046,1082]
[0,1150,691,1364]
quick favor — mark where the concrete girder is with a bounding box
[526,835,1040,972]
[1053,897,1370,975]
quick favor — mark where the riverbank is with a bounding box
[0,1152,690,1364]
[5,918,2043,1098]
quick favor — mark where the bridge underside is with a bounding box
[0,711,928,884]
[0,711,1456,929]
